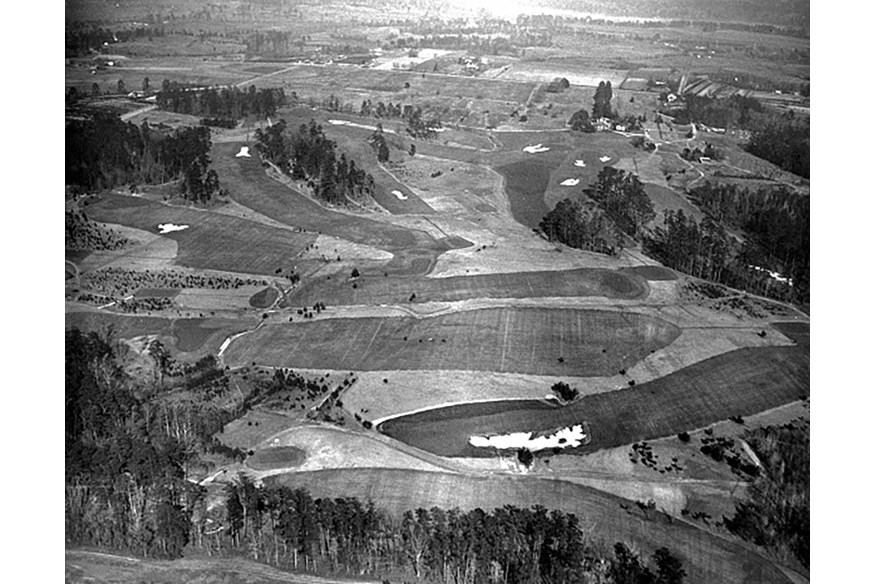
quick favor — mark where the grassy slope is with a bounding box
[223,307,681,376]
[82,194,316,276]
[65,550,377,584]
[284,267,646,307]
[268,468,793,584]
[380,345,808,456]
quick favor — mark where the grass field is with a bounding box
[66,310,174,339]
[379,345,808,457]
[83,194,316,276]
[621,266,678,280]
[65,550,375,584]
[211,141,467,276]
[245,446,307,471]
[250,287,280,309]
[267,468,794,584]
[771,321,809,346]
[284,267,646,307]
[223,307,681,375]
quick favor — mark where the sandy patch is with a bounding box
[158,223,189,234]
[235,146,251,158]
[523,144,551,154]
[574,160,587,167]
[391,189,408,201]
[599,156,612,162]
[560,178,580,186]
[470,424,589,451]
[298,234,394,262]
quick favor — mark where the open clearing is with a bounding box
[83,194,316,276]
[379,345,808,457]
[245,446,307,471]
[65,550,375,584]
[267,468,793,584]
[245,425,449,478]
[223,307,681,376]
[285,267,646,307]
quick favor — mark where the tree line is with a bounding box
[220,476,686,584]
[65,25,167,57]
[156,84,286,121]
[539,169,808,305]
[724,420,809,569]
[66,113,221,202]
[255,119,376,205]
[66,326,689,582]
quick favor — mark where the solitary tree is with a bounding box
[142,76,150,92]
[117,79,126,95]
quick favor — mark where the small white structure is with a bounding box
[560,178,580,186]
[235,146,251,158]
[158,223,189,234]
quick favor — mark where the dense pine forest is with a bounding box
[65,114,221,202]
[255,119,376,205]
[646,182,809,304]
[724,421,810,569]
[156,84,287,121]
[540,171,808,305]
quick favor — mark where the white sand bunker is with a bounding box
[470,424,588,452]
[235,146,251,158]
[328,119,349,125]
[158,223,189,234]
[574,160,587,167]
[391,190,408,201]
[523,144,550,154]
[599,156,612,162]
[560,178,580,186]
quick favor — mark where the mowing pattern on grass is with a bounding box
[267,468,793,584]
[212,142,467,276]
[245,446,306,471]
[622,265,679,281]
[285,267,646,307]
[83,194,316,276]
[223,307,680,376]
[771,321,809,347]
[249,287,279,309]
[379,346,809,457]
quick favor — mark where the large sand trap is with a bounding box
[574,160,587,167]
[560,178,580,186]
[391,189,408,201]
[157,223,189,234]
[470,424,589,451]
[523,144,550,154]
[235,146,251,158]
